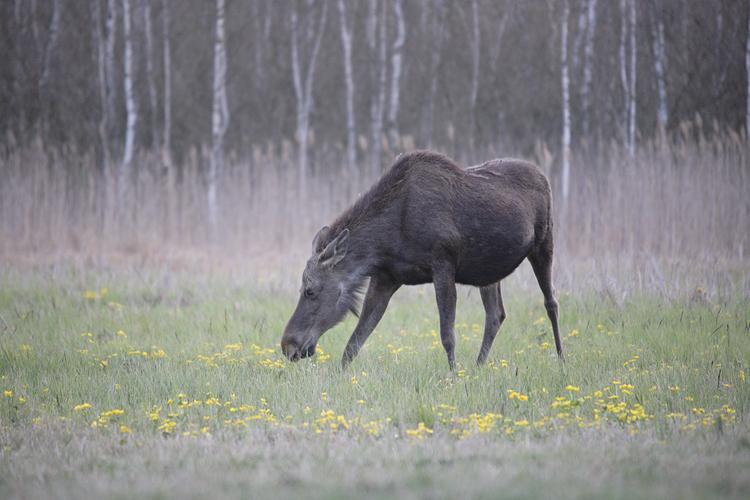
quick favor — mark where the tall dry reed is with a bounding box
[1,132,747,293]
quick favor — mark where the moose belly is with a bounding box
[454,227,535,287]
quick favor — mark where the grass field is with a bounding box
[1,264,749,499]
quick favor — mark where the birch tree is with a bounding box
[39,0,61,134]
[337,0,356,171]
[561,0,571,205]
[93,0,111,166]
[581,0,597,138]
[467,0,480,151]
[628,0,636,154]
[105,0,118,148]
[143,0,158,149]
[209,0,229,230]
[747,0,750,140]
[571,0,588,73]
[290,0,328,199]
[651,0,668,131]
[162,0,172,162]
[619,0,636,155]
[121,0,137,185]
[422,0,446,148]
[386,0,405,152]
[368,0,387,175]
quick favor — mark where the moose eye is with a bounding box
[304,288,315,298]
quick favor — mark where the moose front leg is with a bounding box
[341,275,400,368]
[433,261,457,371]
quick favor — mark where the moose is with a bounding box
[281,151,562,370]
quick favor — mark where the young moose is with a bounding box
[281,151,562,370]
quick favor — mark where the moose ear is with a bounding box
[319,229,349,267]
[312,226,331,254]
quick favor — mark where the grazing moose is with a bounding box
[281,151,562,370]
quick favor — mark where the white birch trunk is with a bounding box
[40,0,61,97]
[571,0,588,73]
[92,0,110,226]
[628,0,636,155]
[387,0,405,152]
[423,0,445,148]
[291,0,328,200]
[337,0,356,171]
[162,0,172,162]
[619,0,630,153]
[122,0,137,175]
[369,0,387,175]
[581,0,597,138]
[105,0,117,143]
[652,3,668,131]
[747,0,750,140]
[209,0,229,231]
[561,0,571,205]
[468,0,480,151]
[93,0,111,166]
[143,0,158,149]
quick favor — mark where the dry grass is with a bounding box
[2,132,747,277]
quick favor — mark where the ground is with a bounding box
[1,265,748,499]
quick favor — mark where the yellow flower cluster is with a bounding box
[405,422,433,439]
[507,389,529,402]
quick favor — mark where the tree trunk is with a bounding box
[619,0,630,154]
[93,0,111,168]
[422,0,446,149]
[571,0,588,74]
[747,0,750,140]
[209,0,229,232]
[92,0,110,232]
[628,0,636,155]
[143,0,159,149]
[467,0,480,153]
[581,0,597,138]
[387,0,405,153]
[162,0,172,163]
[121,0,137,194]
[561,0,571,205]
[651,0,668,132]
[105,0,118,152]
[369,0,387,176]
[39,0,61,136]
[291,0,328,201]
[337,0,357,172]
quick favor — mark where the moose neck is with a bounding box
[339,229,377,283]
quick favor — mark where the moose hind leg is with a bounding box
[477,282,506,365]
[433,262,458,371]
[528,241,563,359]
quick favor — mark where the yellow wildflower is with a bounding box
[405,422,433,439]
[74,403,92,412]
[565,385,581,392]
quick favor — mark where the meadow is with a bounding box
[1,262,748,499]
[0,130,748,498]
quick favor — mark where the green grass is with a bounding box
[1,267,749,499]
